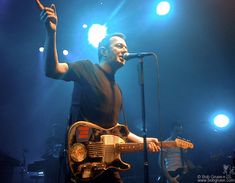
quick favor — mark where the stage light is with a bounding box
[88,24,107,48]
[39,47,44,52]
[63,49,69,56]
[156,1,171,16]
[213,114,230,128]
[82,24,88,29]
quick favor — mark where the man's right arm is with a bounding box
[44,31,68,79]
[37,1,68,79]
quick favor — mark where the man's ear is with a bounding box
[99,46,108,57]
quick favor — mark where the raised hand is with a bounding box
[35,0,44,10]
[35,0,58,33]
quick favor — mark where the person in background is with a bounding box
[158,121,196,183]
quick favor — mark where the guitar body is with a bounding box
[67,121,194,182]
[67,121,130,181]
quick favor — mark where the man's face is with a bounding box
[106,36,128,65]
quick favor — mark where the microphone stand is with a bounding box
[139,57,149,183]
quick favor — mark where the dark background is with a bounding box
[1,0,235,182]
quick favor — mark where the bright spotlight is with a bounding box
[39,47,44,52]
[213,114,230,128]
[63,49,69,56]
[88,24,107,48]
[156,1,171,16]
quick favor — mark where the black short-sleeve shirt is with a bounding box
[63,60,122,128]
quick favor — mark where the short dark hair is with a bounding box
[98,33,126,61]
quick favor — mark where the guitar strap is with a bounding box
[121,101,128,126]
[117,85,128,127]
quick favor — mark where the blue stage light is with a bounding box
[213,114,230,128]
[63,49,69,56]
[39,47,44,52]
[82,24,88,29]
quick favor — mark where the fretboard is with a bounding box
[116,141,177,153]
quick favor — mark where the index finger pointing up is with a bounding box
[35,0,44,10]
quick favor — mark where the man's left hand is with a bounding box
[146,137,161,152]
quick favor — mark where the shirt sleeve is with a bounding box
[62,60,93,81]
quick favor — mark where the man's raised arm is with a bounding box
[36,0,68,79]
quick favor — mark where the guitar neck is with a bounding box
[116,141,177,153]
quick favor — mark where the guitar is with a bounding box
[67,121,194,181]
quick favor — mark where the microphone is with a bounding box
[122,52,153,60]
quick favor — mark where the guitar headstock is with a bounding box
[175,138,194,149]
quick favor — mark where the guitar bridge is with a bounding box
[88,142,104,158]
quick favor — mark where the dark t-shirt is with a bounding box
[62,60,122,128]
